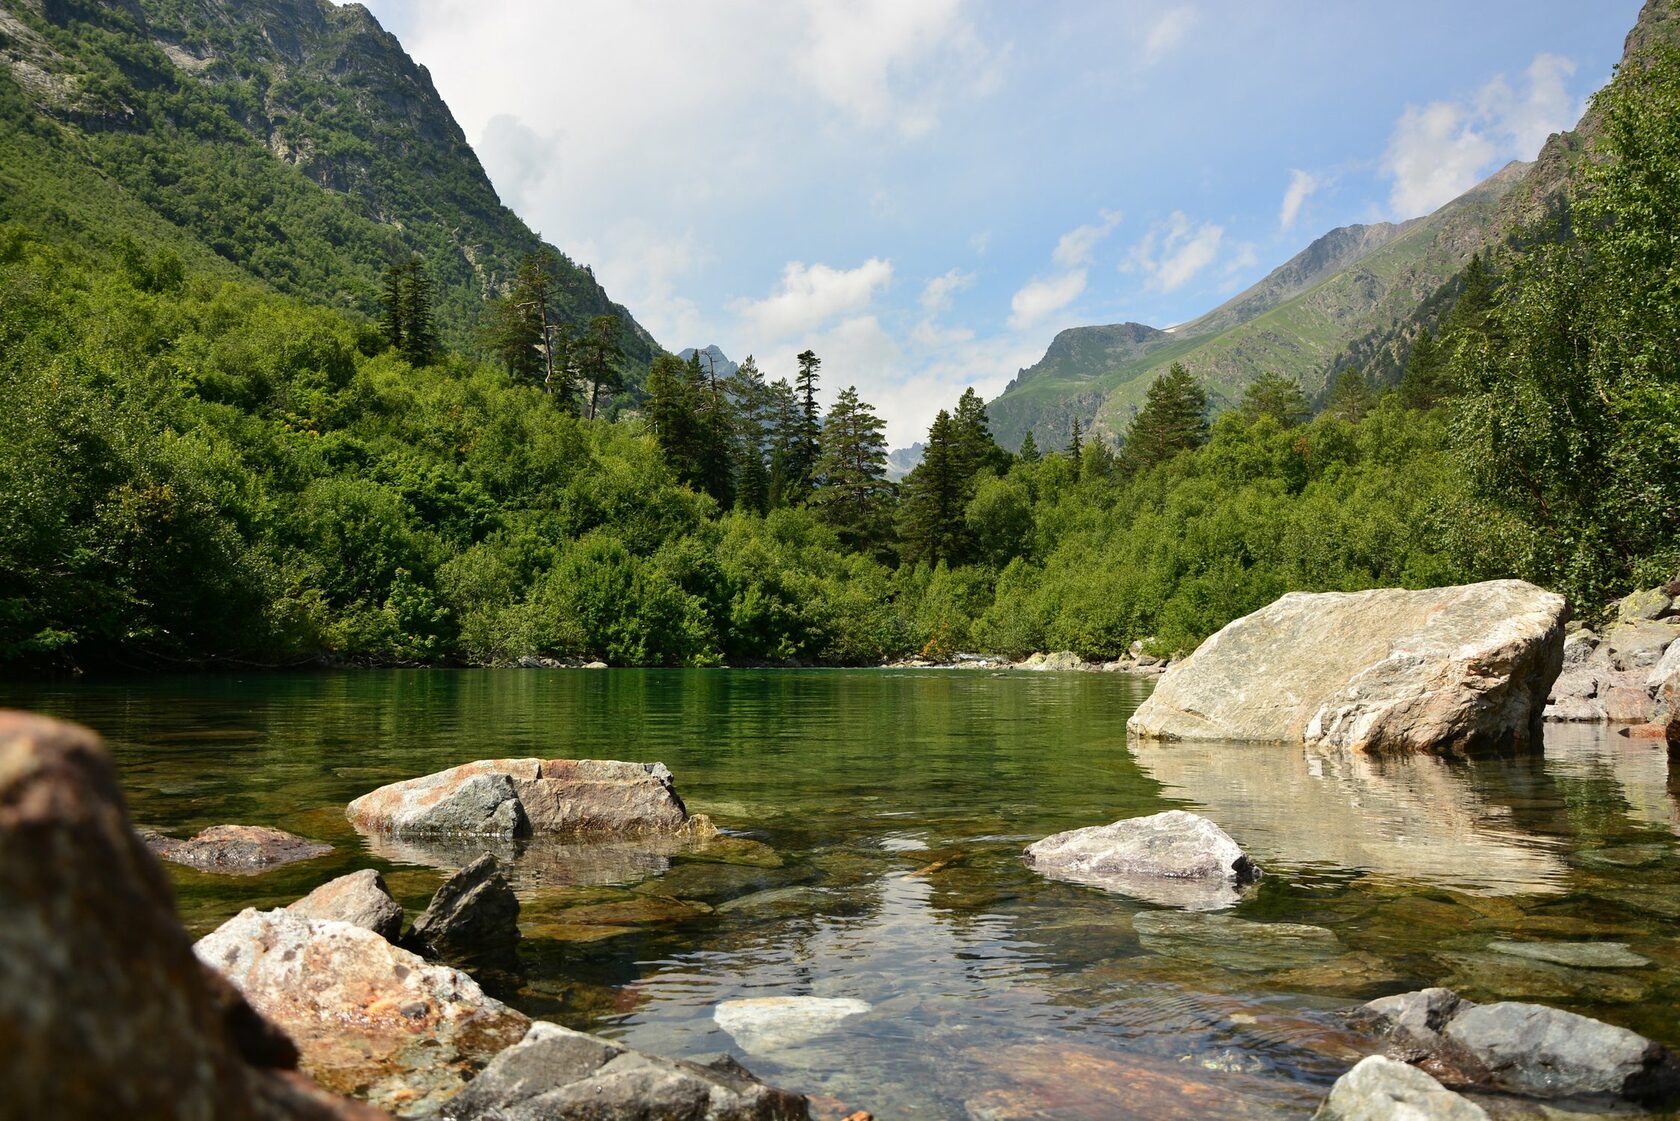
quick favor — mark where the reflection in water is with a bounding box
[358,831,675,889]
[1130,741,1569,896]
[1545,725,1680,837]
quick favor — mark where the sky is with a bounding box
[358,0,1640,446]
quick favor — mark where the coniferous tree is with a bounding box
[691,350,735,507]
[897,409,971,565]
[647,353,705,486]
[811,386,893,552]
[765,378,803,509]
[1325,366,1377,422]
[580,314,625,420]
[951,387,1007,480]
[397,258,438,367]
[380,264,405,353]
[1120,363,1208,473]
[1239,372,1311,426]
[1017,431,1041,463]
[782,349,822,498]
[1066,416,1083,460]
[484,254,551,388]
[1399,329,1450,409]
[728,356,771,513]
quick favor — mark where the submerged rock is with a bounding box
[1133,910,1341,973]
[713,995,872,1054]
[406,853,520,969]
[287,869,404,942]
[143,823,332,875]
[1023,810,1260,910]
[195,908,531,1116]
[346,757,715,840]
[1482,940,1650,970]
[436,1020,811,1120]
[1313,1055,1487,1121]
[1352,986,1680,1105]
[0,710,383,1120]
[1127,581,1567,754]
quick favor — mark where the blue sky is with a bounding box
[360,1,1639,445]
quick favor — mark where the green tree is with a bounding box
[897,409,970,565]
[647,353,706,488]
[765,377,804,508]
[1018,431,1041,463]
[727,355,771,513]
[580,314,625,420]
[1120,363,1208,473]
[483,254,550,389]
[397,257,438,367]
[1240,372,1310,426]
[1325,366,1376,422]
[951,387,1007,480]
[811,385,893,552]
[1399,329,1450,409]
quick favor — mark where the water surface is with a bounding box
[8,669,1680,1119]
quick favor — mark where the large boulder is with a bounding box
[1127,581,1567,754]
[0,710,382,1121]
[1352,987,1680,1105]
[1312,1056,1487,1121]
[195,908,531,1117]
[435,1020,811,1120]
[1023,809,1260,910]
[287,869,404,942]
[346,758,714,840]
[1606,620,1680,672]
[405,853,520,969]
[143,824,332,875]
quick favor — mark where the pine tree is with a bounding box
[765,378,803,509]
[728,356,771,514]
[581,314,625,420]
[897,410,971,565]
[1017,431,1041,463]
[1120,363,1208,473]
[483,255,550,388]
[1325,366,1377,422]
[785,349,822,497]
[380,264,405,353]
[398,258,438,367]
[951,387,1006,480]
[1399,329,1450,409]
[1239,372,1310,426]
[1066,416,1083,460]
[692,350,735,507]
[647,353,705,486]
[811,386,893,551]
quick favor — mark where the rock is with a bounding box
[360,830,678,888]
[143,823,332,874]
[1133,910,1342,973]
[0,710,384,1120]
[1436,951,1649,1004]
[1648,639,1680,691]
[583,660,609,669]
[1352,987,1680,1105]
[1484,940,1650,969]
[1127,581,1567,754]
[1561,629,1600,665]
[435,1020,810,1120]
[713,996,871,1054]
[287,869,404,942]
[1602,685,1656,724]
[347,757,713,840]
[1020,650,1088,671]
[961,1042,1293,1120]
[1605,621,1680,673]
[1619,587,1675,623]
[1312,1056,1488,1121]
[195,908,531,1116]
[1023,809,1260,910]
[406,853,520,969]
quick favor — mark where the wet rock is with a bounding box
[0,710,383,1120]
[143,823,332,875]
[361,831,676,889]
[1606,621,1680,673]
[1133,910,1341,973]
[715,884,836,919]
[1483,940,1650,969]
[436,1020,810,1120]
[347,757,714,840]
[1127,581,1567,754]
[713,996,871,1054]
[195,908,531,1116]
[1023,810,1260,910]
[1436,951,1649,1004]
[1019,650,1090,672]
[1352,987,1680,1105]
[638,858,791,903]
[287,869,404,942]
[1313,1055,1488,1121]
[406,853,520,970]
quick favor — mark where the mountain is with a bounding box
[988,164,1528,450]
[0,0,658,363]
[677,345,738,381]
[885,443,924,482]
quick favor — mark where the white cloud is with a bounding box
[1009,271,1088,330]
[1052,209,1123,268]
[1142,5,1198,66]
[1381,51,1579,218]
[920,268,976,315]
[1279,169,1318,231]
[1125,211,1225,292]
[732,258,894,341]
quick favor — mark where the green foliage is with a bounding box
[1120,362,1209,473]
[810,386,893,554]
[1239,373,1311,427]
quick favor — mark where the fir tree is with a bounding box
[811,386,893,552]
[380,264,405,353]
[1066,416,1083,460]
[1325,366,1377,422]
[580,314,625,420]
[727,356,771,513]
[1017,431,1041,463]
[765,378,803,509]
[1120,363,1208,473]
[483,254,550,388]
[951,387,1006,480]
[1239,372,1310,426]
[397,257,437,367]
[897,410,971,565]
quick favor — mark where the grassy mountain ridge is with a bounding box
[0,0,659,364]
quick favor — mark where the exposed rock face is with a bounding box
[1127,581,1568,754]
[195,909,531,1117]
[1547,609,1679,724]
[1023,810,1260,910]
[0,710,382,1121]
[713,996,873,1055]
[436,1020,812,1120]
[143,824,332,874]
[287,869,404,942]
[346,757,714,840]
[1352,987,1680,1105]
[1312,1056,1487,1121]
[406,853,520,968]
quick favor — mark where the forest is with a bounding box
[1,38,1676,672]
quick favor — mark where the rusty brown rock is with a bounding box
[346,757,714,840]
[196,908,531,1117]
[0,709,382,1121]
[143,824,332,875]
[287,869,404,942]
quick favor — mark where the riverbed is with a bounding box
[8,669,1679,1119]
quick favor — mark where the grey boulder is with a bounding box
[287,869,404,942]
[406,852,520,969]
[142,823,332,875]
[1313,1055,1487,1121]
[1023,809,1260,910]
[1127,581,1567,754]
[433,1020,811,1121]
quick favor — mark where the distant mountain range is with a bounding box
[676,345,739,381]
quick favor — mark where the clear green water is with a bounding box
[7,669,1680,1119]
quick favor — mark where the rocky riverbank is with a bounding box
[882,644,1171,674]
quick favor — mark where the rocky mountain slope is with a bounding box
[0,0,658,362]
